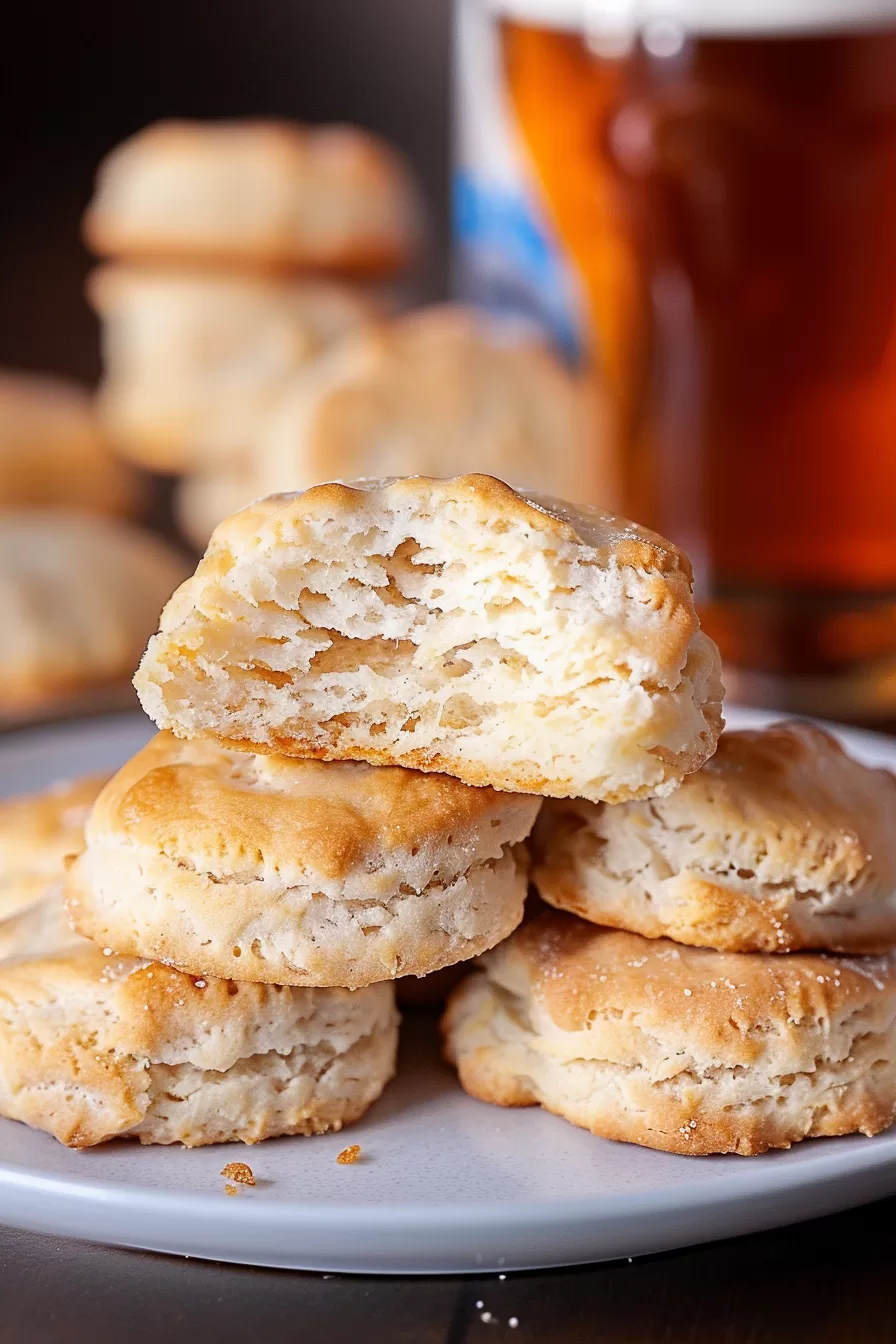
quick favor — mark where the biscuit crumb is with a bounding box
[221,1161,255,1186]
[336,1144,362,1165]
[224,1184,238,1197]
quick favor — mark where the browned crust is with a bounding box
[88,730,536,879]
[511,913,896,1034]
[218,473,690,569]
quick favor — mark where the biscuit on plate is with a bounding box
[0,944,398,1147]
[0,510,187,718]
[135,474,723,803]
[0,773,106,922]
[0,371,137,516]
[174,305,613,545]
[89,267,374,473]
[66,731,540,987]
[442,910,896,1156]
[84,119,417,275]
[534,721,896,954]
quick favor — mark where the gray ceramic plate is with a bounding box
[1,707,895,1275]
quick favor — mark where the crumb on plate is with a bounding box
[336,1144,362,1165]
[221,1161,256,1186]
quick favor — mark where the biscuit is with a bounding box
[0,371,137,516]
[176,464,260,553]
[135,474,723,803]
[89,267,374,472]
[67,731,540,987]
[0,773,106,922]
[0,510,188,716]
[173,305,614,545]
[84,119,417,274]
[0,888,83,961]
[533,721,896,954]
[442,910,896,1156]
[0,944,398,1147]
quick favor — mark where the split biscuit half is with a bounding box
[135,474,723,803]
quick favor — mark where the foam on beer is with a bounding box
[487,0,896,36]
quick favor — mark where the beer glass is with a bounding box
[455,0,896,721]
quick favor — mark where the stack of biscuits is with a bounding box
[82,121,612,552]
[446,720,896,1155]
[83,119,418,506]
[2,473,896,1162]
[0,474,720,1150]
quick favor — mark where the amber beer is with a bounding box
[457,0,896,718]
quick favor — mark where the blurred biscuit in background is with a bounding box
[83,119,419,276]
[89,267,375,473]
[0,371,138,517]
[0,510,187,720]
[176,304,613,548]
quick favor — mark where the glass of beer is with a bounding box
[455,0,896,722]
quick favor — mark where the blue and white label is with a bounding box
[452,0,588,364]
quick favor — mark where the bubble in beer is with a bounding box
[643,18,685,58]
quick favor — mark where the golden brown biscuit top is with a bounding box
[90,731,524,880]
[83,119,415,272]
[208,473,691,576]
[0,775,108,881]
[495,911,896,1047]
[92,118,400,180]
[645,720,896,895]
[0,942,283,1060]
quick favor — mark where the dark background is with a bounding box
[0,0,452,383]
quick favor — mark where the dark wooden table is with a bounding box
[3,1192,891,1343]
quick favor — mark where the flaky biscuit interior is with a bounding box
[136,474,723,803]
